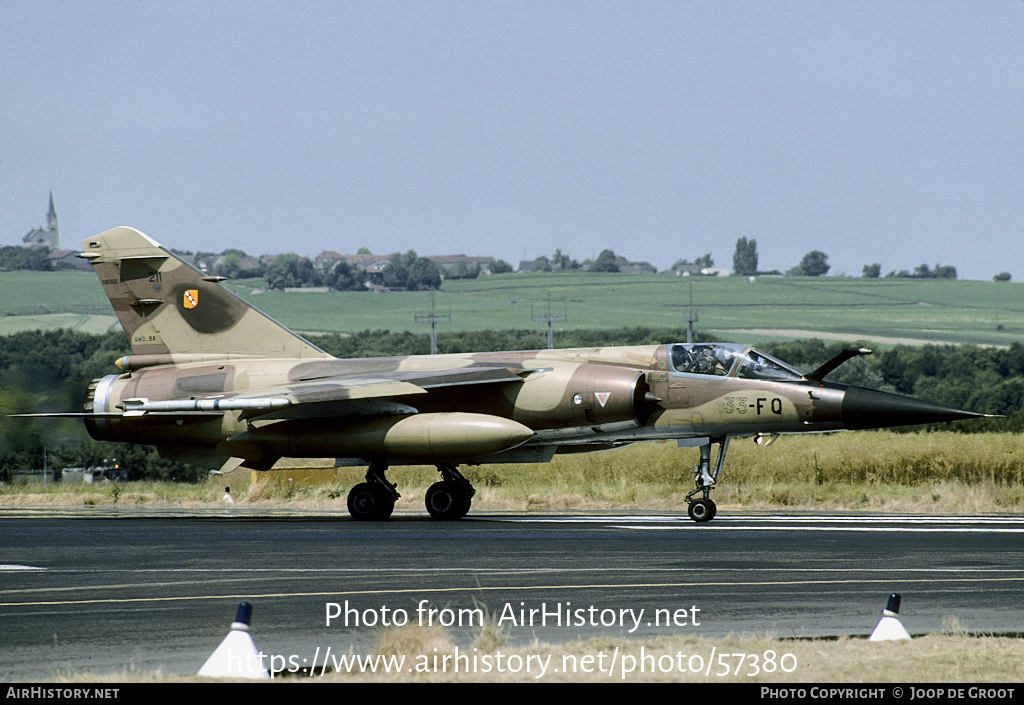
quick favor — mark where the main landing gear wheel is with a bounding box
[346,462,399,521]
[426,464,476,520]
[687,498,717,523]
[347,482,395,521]
[425,481,471,520]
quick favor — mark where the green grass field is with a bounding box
[3,270,1023,347]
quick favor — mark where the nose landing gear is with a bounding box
[684,437,729,523]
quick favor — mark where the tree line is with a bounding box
[7,240,1010,283]
[0,245,59,271]
[730,239,980,280]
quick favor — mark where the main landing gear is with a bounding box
[685,437,730,523]
[425,465,475,520]
[345,462,477,521]
[347,461,399,521]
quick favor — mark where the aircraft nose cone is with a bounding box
[842,386,985,430]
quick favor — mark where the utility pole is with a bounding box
[415,293,450,355]
[686,281,698,344]
[532,294,567,349]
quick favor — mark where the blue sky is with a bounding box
[2,1,1021,280]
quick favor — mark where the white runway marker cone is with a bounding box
[198,601,270,679]
[869,592,911,641]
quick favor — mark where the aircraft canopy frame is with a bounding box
[667,343,805,382]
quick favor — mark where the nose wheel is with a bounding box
[687,497,717,522]
[684,437,729,523]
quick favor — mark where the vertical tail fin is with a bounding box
[81,227,331,359]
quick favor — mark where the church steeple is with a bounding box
[23,192,60,251]
[47,191,58,232]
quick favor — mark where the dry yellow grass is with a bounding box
[307,629,1024,683]
[5,432,1024,515]
[60,630,1024,683]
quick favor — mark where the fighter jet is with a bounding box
[24,227,986,522]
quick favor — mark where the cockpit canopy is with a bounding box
[668,343,805,381]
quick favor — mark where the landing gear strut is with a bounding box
[347,461,399,521]
[685,437,730,523]
[425,464,475,520]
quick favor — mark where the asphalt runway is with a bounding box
[2,506,1023,680]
